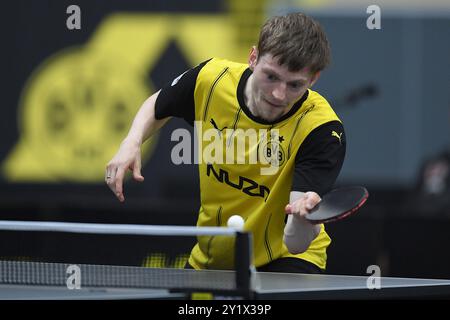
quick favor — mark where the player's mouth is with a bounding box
[263,98,285,108]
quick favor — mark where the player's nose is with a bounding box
[272,83,286,101]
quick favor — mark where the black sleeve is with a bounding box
[292,121,346,196]
[154,59,211,123]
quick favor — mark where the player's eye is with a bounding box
[289,82,302,90]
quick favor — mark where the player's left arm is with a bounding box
[283,121,346,254]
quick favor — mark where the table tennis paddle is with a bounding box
[304,186,369,224]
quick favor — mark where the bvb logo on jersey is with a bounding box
[261,137,286,168]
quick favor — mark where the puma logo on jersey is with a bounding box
[206,163,270,200]
[331,131,343,145]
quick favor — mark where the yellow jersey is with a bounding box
[155,58,345,271]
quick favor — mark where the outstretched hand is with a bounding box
[105,140,144,202]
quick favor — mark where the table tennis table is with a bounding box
[1,222,449,300]
[1,269,450,300]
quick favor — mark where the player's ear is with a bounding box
[248,46,258,71]
[309,71,321,87]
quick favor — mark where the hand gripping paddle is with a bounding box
[305,186,369,224]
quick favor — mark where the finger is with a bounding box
[105,172,117,196]
[105,164,112,183]
[289,201,306,218]
[285,204,292,214]
[132,158,144,182]
[115,167,126,202]
[293,198,313,218]
[107,180,117,195]
[305,192,321,210]
[105,165,116,189]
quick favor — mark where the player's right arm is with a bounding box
[106,59,210,202]
[106,90,171,202]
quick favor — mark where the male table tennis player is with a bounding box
[106,13,346,273]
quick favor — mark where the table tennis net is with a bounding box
[0,260,236,291]
[0,220,251,294]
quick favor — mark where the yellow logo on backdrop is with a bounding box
[2,14,241,182]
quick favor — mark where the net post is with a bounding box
[235,231,253,299]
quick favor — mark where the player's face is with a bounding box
[247,48,319,122]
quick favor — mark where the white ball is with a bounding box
[227,215,245,230]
